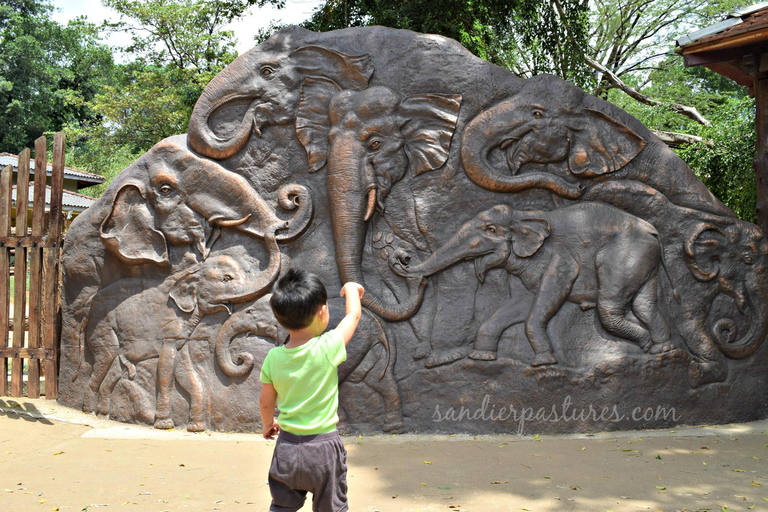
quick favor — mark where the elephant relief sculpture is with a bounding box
[75,253,277,431]
[295,81,462,323]
[584,180,768,387]
[188,36,373,160]
[461,74,735,218]
[400,202,672,366]
[61,26,768,434]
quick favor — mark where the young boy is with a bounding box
[259,269,364,512]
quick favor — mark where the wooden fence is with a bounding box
[0,133,66,399]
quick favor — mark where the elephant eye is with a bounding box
[260,65,276,79]
[532,110,544,119]
[745,255,755,265]
[158,184,174,196]
[486,225,497,235]
[222,275,233,282]
[368,139,383,151]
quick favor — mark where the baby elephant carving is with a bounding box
[76,252,279,431]
[400,202,671,367]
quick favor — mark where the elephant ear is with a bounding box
[169,267,201,313]
[566,108,646,177]
[100,180,169,266]
[296,75,343,172]
[292,46,373,91]
[684,223,726,282]
[510,218,551,258]
[399,94,463,176]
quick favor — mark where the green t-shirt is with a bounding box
[259,330,346,435]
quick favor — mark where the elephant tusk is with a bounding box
[216,214,252,227]
[364,188,377,222]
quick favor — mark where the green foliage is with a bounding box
[102,0,279,70]
[608,60,756,222]
[0,0,114,153]
[301,0,589,68]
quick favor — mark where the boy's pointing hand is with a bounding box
[341,282,364,299]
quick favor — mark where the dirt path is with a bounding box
[1,398,767,511]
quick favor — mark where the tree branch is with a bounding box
[651,129,712,148]
[583,54,711,126]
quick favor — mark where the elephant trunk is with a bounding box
[229,231,282,305]
[215,310,258,378]
[188,53,262,160]
[713,276,768,359]
[327,139,426,322]
[406,228,475,278]
[461,100,584,198]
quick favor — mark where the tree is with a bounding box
[102,0,282,71]
[0,0,114,153]
[301,0,589,67]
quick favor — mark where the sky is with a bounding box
[50,0,324,57]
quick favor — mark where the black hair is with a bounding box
[269,268,328,330]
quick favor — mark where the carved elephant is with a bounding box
[584,180,768,387]
[295,81,461,325]
[76,253,278,431]
[401,202,671,367]
[461,74,734,218]
[188,30,373,160]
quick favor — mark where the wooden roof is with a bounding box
[677,5,768,96]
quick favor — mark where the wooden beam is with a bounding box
[754,77,768,234]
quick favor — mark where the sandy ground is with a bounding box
[0,398,767,512]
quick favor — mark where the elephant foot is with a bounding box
[468,349,497,361]
[95,398,110,418]
[579,301,596,311]
[187,421,206,433]
[649,343,672,355]
[424,348,467,368]
[413,343,430,361]
[383,419,405,433]
[153,417,175,430]
[688,360,727,388]
[531,352,558,367]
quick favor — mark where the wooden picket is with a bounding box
[0,133,65,398]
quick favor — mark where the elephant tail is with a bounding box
[368,310,395,381]
[71,293,97,383]
[275,184,314,243]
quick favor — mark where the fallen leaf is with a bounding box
[39,499,46,504]
[580,447,586,451]
[438,486,450,490]
[655,486,666,490]
[52,452,63,456]
[670,430,676,433]
[754,457,762,460]
[423,461,433,465]
[358,435,363,439]
[121,501,129,506]
[544,476,551,479]
[722,507,734,512]
[392,495,397,499]
[492,481,509,485]
[751,481,762,487]
[421,482,427,486]
[749,506,755,510]
[655,455,662,460]
[51,508,59,511]
[703,462,708,465]
[734,469,747,473]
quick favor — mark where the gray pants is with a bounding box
[268,430,348,512]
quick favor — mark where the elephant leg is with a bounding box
[470,296,528,361]
[174,347,206,432]
[525,256,576,366]
[83,335,119,414]
[631,274,671,353]
[154,339,178,429]
[595,251,653,351]
[361,344,404,432]
[96,357,122,417]
[410,284,436,360]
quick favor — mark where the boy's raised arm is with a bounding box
[335,282,364,345]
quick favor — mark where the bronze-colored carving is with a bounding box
[399,202,671,367]
[59,26,768,433]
